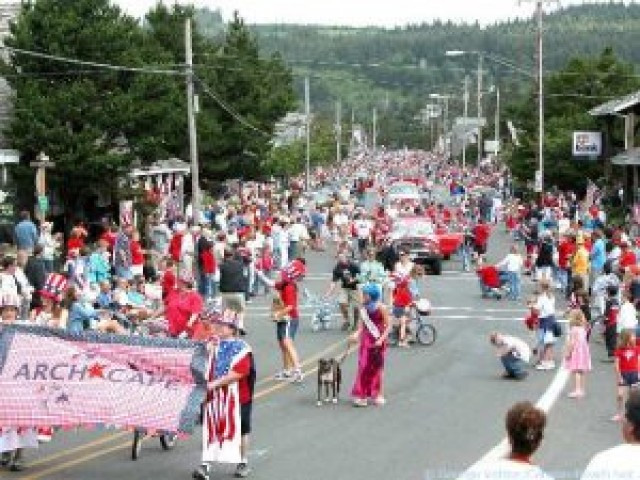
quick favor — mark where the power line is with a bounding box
[0,45,185,76]
[194,74,271,137]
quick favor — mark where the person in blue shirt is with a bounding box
[66,285,125,334]
[87,240,111,287]
[590,230,607,279]
[14,211,38,253]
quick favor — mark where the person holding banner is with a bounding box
[348,283,392,408]
[0,291,38,471]
[193,309,255,480]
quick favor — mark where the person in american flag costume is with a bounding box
[193,309,255,480]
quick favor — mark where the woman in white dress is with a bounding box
[0,292,38,471]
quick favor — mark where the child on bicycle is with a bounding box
[391,273,413,348]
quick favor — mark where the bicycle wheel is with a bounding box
[131,430,143,461]
[416,323,437,346]
[160,433,177,450]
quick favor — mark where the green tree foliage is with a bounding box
[506,48,640,190]
[210,3,640,149]
[264,119,339,177]
[3,1,295,215]
[3,0,157,214]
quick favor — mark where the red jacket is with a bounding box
[477,265,500,288]
[472,224,491,247]
[200,248,216,274]
[557,239,575,270]
[168,233,183,262]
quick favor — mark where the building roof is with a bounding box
[129,158,190,177]
[590,90,640,117]
[611,148,640,166]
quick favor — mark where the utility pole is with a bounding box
[372,107,377,152]
[520,0,558,194]
[335,100,342,164]
[495,86,500,159]
[463,76,469,169]
[477,53,484,165]
[304,76,311,191]
[536,1,544,195]
[185,18,200,222]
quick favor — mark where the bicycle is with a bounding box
[131,429,177,460]
[302,288,339,331]
[388,299,437,346]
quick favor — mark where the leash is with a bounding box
[335,343,353,365]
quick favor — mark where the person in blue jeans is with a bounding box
[496,245,524,301]
[490,332,531,380]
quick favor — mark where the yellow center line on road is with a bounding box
[17,337,350,480]
[18,442,134,480]
[24,431,129,468]
[254,337,349,387]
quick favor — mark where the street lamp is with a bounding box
[445,50,484,165]
[430,93,452,157]
[447,48,539,187]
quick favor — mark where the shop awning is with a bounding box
[611,148,640,166]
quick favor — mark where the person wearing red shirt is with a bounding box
[129,230,145,277]
[477,262,501,298]
[197,233,217,300]
[273,274,303,383]
[99,224,118,253]
[613,330,640,422]
[66,230,84,254]
[472,219,491,258]
[152,273,203,338]
[160,258,177,299]
[557,235,576,296]
[168,228,184,263]
[392,277,413,347]
[619,242,637,273]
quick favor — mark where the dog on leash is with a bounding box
[317,358,342,406]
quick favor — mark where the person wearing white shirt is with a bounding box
[353,215,373,258]
[278,221,290,268]
[580,390,640,480]
[497,245,524,301]
[618,291,638,334]
[460,402,553,480]
[534,282,557,370]
[288,218,309,260]
[38,222,59,273]
[557,212,571,236]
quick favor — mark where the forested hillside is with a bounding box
[196,3,640,150]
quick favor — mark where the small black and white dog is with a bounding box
[316,358,342,406]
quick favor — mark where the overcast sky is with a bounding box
[113,0,635,27]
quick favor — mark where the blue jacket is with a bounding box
[67,301,98,334]
[87,252,111,285]
[14,220,38,250]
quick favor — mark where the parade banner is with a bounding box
[0,325,207,435]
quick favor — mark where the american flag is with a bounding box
[202,339,250,464]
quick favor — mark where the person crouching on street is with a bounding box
[193,309,255,480]
[489,332,531,380]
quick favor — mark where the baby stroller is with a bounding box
[302,288,338,332]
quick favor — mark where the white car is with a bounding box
[385,182,421,205]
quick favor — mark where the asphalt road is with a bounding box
[9,228,625,480]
